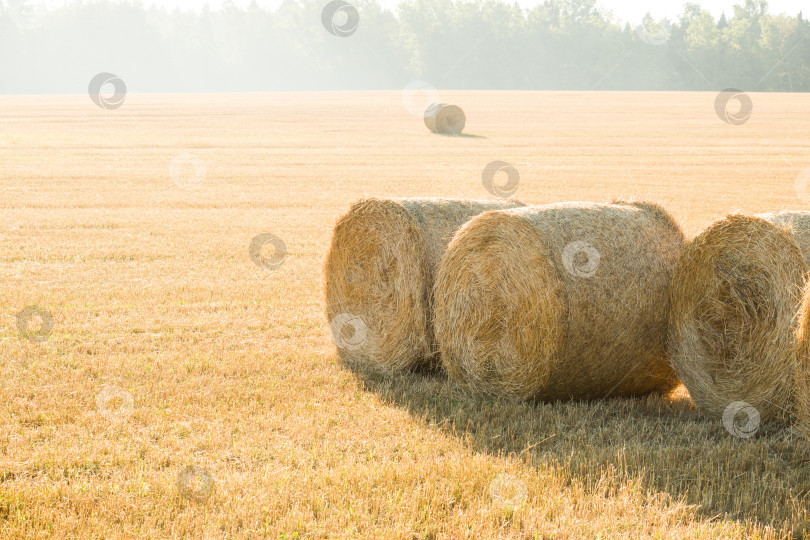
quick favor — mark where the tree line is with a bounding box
[0,0,808,93]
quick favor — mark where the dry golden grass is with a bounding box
[1,91,810,537]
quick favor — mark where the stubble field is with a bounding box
[2,91,810,537]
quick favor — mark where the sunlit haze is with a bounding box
[29,0,810,23]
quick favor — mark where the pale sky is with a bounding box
[29,0,810,24]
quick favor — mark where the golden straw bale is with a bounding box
[424,103,466,135]
[324,197,523,372]
[434,201,683,400]
[669,212,810,423]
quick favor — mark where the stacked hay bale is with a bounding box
[668,212,810,424]
[324,198,523,373]
[757,211,810,263]
[432,200,684,400]
[424,103,466,135]
[795,286,810,438]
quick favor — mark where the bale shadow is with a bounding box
[434,132,487,139]
[344,359,810,534]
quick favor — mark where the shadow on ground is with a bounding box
[345,360,810,534]
[433,132,487,139]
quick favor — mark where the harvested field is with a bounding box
[2,91,810,537]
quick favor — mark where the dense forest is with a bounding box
[0,0,808,93]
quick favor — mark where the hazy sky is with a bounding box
[30,0,810,24]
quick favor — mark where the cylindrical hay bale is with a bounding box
[324,197,523,373]
[756,211,810,264]
[433,201,684,400]
[424,103,466,135]
[668,212,810,424]
[794,283,810,438]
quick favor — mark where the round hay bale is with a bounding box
[668,213,810,423]
[794,283,810,438]
[324,197,523,373]
[756,211,810,264]
[424,103,466,135]
[433,201,683,400]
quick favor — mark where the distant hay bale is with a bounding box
[669,212,810,423]
[433,201,683,400]
[324,197,523,372]
[424,103,466,135]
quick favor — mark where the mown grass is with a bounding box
[1,91,810,537]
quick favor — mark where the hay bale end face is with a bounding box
[669,213,810,423]
[424,103,466,135]
[433,201,684,400]
[795,282,810,438]
[324,197,523,373]
[756,211,810,264]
